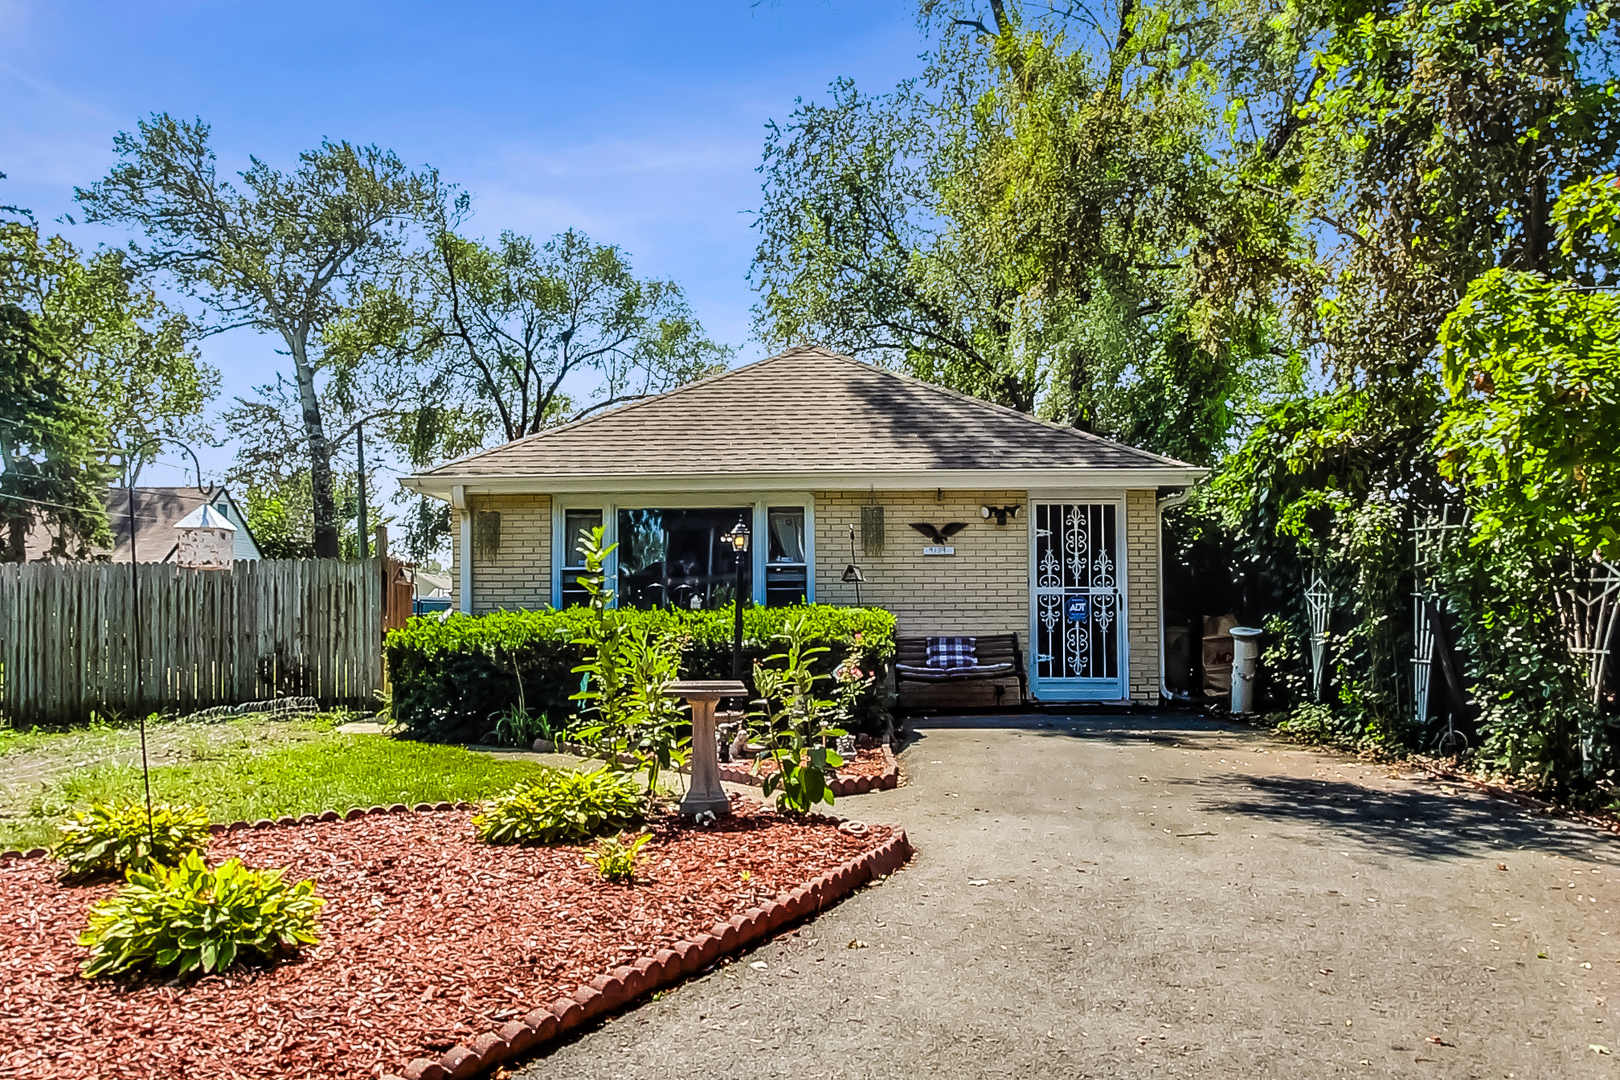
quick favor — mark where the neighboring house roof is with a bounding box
[414,570,453,599]
[22,486,264,563]
[403,345,1206,497]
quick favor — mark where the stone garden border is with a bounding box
[0,802,914,1080]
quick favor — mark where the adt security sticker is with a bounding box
[1065,595,1090,623]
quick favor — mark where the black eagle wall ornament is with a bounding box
[908,522,968,545]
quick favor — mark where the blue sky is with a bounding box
[1,0,931,487]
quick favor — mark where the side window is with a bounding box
[765,506,808,607]
[560,509,603,607]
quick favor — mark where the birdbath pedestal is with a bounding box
[669,680,748,818]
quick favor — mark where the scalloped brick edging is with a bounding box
[389,823,913,1080]
[717,746,899,797]
[0,802,478,861]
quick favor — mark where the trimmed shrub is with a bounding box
[78,851,324,978]
[386,604,896,743]
[473,766,645,845]
[52,802,212,882]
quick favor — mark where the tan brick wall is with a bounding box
[1125,489,1159,702]
[816,489,1029,709]
[815,488,1029,633]
[449,494,553,615]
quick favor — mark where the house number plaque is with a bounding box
[922,546,955,556]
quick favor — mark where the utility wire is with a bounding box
[0,489,107,514]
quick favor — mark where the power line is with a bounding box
[0,489,107,514]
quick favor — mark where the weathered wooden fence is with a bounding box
[0,558,382,725]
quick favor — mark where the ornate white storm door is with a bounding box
[1032,503,1125,700]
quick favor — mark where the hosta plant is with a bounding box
[52,802,212,882]
[583,831,652,883]
[78,851,325,979]
[473,766,643,845]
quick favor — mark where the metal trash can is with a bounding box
[1229,627,1265,714]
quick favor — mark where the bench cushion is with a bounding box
[895,661,1016,681]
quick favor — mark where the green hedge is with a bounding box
[385,604,896,743]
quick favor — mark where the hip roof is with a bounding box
[405,346,1204,495]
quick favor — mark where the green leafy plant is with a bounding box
[78,851,324,978]
[383,592,895,743]
[51,802,211,881]
[490,703,551,748]
[749,617,850,813]
[583,831,652,883]
[569,527,690,792]
[472,766,644,845]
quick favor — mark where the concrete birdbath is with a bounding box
[669,680,748,818]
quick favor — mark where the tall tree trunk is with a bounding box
[288,335,339,559]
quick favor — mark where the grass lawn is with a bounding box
[0,716,562,853]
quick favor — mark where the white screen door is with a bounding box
[1032,503,1124,699]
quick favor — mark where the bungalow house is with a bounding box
[399,346,1206,704]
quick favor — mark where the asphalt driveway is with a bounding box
[515,714,1620,1078]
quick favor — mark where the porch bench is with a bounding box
[894,633,1028,706]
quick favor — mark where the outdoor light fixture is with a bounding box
[981,504,1021,526]
[725,518,750,679]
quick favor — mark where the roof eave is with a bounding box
[399,466,1209,500]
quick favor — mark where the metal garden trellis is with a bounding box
[1554,555,1620,707]
[1304,566,1332,702]
[1410,505,1471,729]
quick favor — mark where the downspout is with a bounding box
[1157,488,1194,703]
[452,485,472,615]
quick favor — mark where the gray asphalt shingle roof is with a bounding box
[420,346,1193,479]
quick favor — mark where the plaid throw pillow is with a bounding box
[925,636,978,669]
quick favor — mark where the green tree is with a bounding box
[370,221,732,450]
[1208,0,1620,778]
[76,116,440,558]
[0,305,113,561]
[1,199,214,485]
[319,215,732,558]
[1437,175,1620,562]
[751,0,1295,463]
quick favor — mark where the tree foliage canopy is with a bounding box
[76,116,440,558]
[1,189,214,561]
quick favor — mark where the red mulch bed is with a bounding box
[749,746,890,781]
[0,806,890,1080]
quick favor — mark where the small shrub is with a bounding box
[78,851,324,978]
[490,703,551,748]
[583,831,652,883]
[473,767,643,845]
[52,802,212,881]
